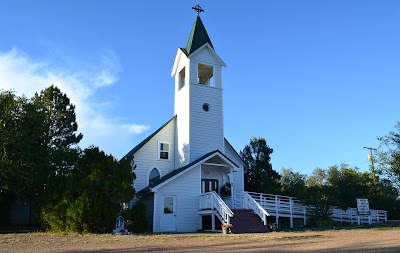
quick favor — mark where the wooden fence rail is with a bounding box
[242,192,388,228]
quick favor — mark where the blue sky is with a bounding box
[1,1,399,176]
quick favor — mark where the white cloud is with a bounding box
[0,47,149,158]
[123,124,151,134]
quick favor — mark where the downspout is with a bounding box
[230,167,233,209]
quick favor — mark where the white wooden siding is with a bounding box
[200,165,225,192]
[186,46,225,162]
[224,140,245,195]
[174,84,190,167]
[153,165,201,233]
[189,84,224,162]
[174,53,189,94]
[189,47,222,89]
[132,119,176,192]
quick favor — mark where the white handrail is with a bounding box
[238,191,388,227]
[244,192,269,225]
[199,192,234,224]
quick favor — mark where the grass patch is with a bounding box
[274,234,324,241]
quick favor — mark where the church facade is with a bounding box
[123,13,246,233]
[123,8,387,233]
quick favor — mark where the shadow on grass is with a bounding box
[276,222,400,233]
[0,225,41,234]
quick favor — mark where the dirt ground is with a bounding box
[1,229,400,253]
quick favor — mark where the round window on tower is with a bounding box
[202,103,210,112]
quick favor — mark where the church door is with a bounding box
[201,179,219,194]
[160,195,177,232]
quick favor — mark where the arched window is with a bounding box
[149,168,160,186]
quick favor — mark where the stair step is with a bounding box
[230,209,269,234]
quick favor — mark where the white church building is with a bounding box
[123,7,386,233]
[123,10,249,233]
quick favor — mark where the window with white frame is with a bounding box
[158,142,170,160]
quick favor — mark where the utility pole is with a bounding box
[364,146,377,197]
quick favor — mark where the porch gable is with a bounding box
[137,150,238,196]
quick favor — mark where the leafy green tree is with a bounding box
[0,91,48,201]
[325,164,372,210]
[377,121,400,190]
[240,137,280,194]
[306,168,326,187]
[34,85,83,219]
[40,147,135,233]
[33,85,83,150]
[303,184,336,223]
[304,164,400,221]
[303,165,374,223]
[280,168,307,198]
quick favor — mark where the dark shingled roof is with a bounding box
[122,116,176,160]
[182,16,213,56]
[137,150,238,196]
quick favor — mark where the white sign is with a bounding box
[356,198,370,215]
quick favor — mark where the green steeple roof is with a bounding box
[183,16,214,55]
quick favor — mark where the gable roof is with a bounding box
[137,149,238,196]
[224,138,248,170]
[182,16,214,56]
[122,116,176,160]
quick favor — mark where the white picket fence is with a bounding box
[330,207,387,225]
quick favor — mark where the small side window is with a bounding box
[158,142,170,160]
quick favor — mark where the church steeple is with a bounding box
[171,7,227,165]
[183,16,214,55]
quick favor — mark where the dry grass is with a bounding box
[1,228,400,252]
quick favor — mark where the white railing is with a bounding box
[243,192,269,225]
[236,191,388,228]
[199,191,234,224]
[247,191,307,228]
[330,207,388,225]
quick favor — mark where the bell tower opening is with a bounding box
[179,67,186,90]
[198,63,214,87]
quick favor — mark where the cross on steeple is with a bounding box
[192,4,204,16]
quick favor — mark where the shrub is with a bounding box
[124,202,148,232]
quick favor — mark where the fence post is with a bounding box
[289,197,293,228]
[275,196,279,225]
